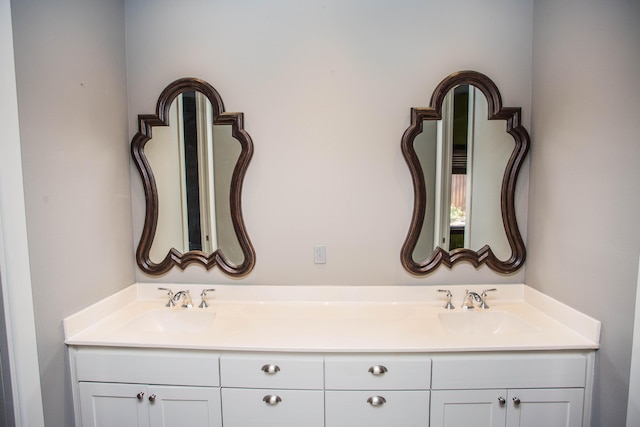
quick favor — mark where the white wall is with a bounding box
[0,1,45,425]
[10,0,135,425]
[528,0,640,425]
[126,0,533,285]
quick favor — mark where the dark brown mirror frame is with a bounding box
[400,70,530,275]
[131,77,255,276]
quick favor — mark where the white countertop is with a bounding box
[64,284,600,353]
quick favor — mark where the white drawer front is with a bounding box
[220,354,323,389]
[325,390,430,427]
[73,347,219,386]
[431,353,587,389]
[221,388,324,427]
[325,355,431,390]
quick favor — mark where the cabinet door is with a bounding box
[430,389,506,427]
[326,390,430,427]
[147,386,222,427]
[221,388,324,427]
[506,388,584,427]
[79,382,150,427]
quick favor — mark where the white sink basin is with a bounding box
[118,309,216,334]
[438,311,539,336]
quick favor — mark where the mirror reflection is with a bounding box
[132,77,255,276]
[412,84,513,262]
[145,91,243,265]
[401,70,529,275]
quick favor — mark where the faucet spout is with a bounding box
[172,290,193,309]
[461,290,482,310]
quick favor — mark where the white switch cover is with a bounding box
[313,245,326,264]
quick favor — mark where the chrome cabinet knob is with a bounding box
[136,392,144,401]
[263,395,282,405]
[148,394,156,402]
[367,396,387,406]
[261,364,281,374]
[368,365,388,375]
[513,397,521,406]
[498,396,506,405]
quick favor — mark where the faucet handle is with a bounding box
[158,287,175,307]
[480,288,497,309]
[199,288,216,308]
[437,289,455,309]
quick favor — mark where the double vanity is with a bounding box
[68,67,595,426]
[65,283,600,427]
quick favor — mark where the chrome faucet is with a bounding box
[461,290,483,310]
[172,290,193,308]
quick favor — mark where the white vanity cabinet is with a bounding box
[429,352,590,427]
[219,354,325,427]
[430,388,584,427]
[79,382,221,427]
[64,284,600,427]
[70,347,222,427]
[78,382,149,427]
[324,355,431,427]
[70,349,594,427]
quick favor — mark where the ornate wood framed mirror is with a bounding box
[132,77,255,276]
[401,70,530,275]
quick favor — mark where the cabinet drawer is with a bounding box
[431,353,587,389]
[220,354,323,389]
[325,355,431,390]
[221,388,324,427]
[325,390,430,427]
[73,347,219,386]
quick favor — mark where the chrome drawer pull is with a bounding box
[261,364,281,374]
[498,396,506,405]
[367,396,386,407]
[136,392,144,401]
[148,394,156,402]
[263,395,282,405]
[513,397,521,406]
[368,365,388,375]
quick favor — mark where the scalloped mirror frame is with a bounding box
[400,70,530,275]
[131,77,255,276]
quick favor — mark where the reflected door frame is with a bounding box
[434,86,477,251]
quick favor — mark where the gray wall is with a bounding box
[10,0,135,426]
[126,0,533,286]
[528,0,640,425]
